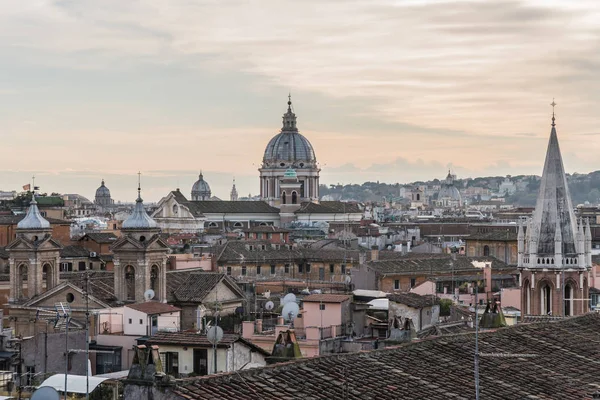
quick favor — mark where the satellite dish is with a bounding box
[311,289,322,294]
[207,326,224,345]
[282,293,296,305]
[344,275,352,284]
[301,288,311,295]
[144,289,155,301]
[265,301,275,311]
[282,302,300,322]
[235,306,245,315]
[263,290,271,299]
[31,386,60,400]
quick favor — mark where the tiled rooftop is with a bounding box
[172,313,600,399]
[367,256,513,275]
[167,271,244,303]
[126,301,181,315]
[387,292,439,309]
[302,294,351,303]
[80,232,119,244]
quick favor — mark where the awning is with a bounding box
[38,374,110,394]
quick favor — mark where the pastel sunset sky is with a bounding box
[1,0,600,202]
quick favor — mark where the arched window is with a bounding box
[416,194,421,201]
[523,280,531,315]
[42,263,55,290]
[564,283,573,316]
[125,266,136,301]
[541,283,552,315]
[483,245,490,257]
[172,204,179,215]
[282,192,287,205]
[17,264,28,299]
[233,222,243,228]
[208,222,218,228]
[292,191,298,204]
[150,265,160,300]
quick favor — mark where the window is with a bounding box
[341,264,346,274]
[139,319,143,325]
[226,266,232,275]
[329,264,335,273]
[242,266,247,276]
[128,319,132,324]
[161,352,179,376]
[284,264,290,274]
[483,245,490,257]
[257,265,262,275]
[410,278,416,288]
[394,280,400,290]
[319,304,326,310]
[306,264,311,273]
[25,366,35,386]
[299,264,304,273]
[78,261,86,271]
[270,265,276,275]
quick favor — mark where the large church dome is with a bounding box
[262,97,316,168]
[95,180,111,198]
[191,172,211,201]
[438,171,462,205]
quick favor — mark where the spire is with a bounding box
[230,177,238,201]
[17,194,50,230]
[528,103,578,260]
[137,171,142,202]
[551,99,556,127]
[123,172,157,229]
[281,95,298,132]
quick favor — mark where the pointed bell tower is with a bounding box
[519,101,591,317]
[111,174,170,302]
[7,194,62,302]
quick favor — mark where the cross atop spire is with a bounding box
[137,171,142,200]
[551,99,556,127]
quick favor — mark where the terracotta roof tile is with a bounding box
[387,292,439,308]
[126,301,181,315]
[171,313,600,399]
[302,294,351,303]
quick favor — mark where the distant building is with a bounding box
[191,172,212,201]
[436,171,462,208]
[259,96,320,206]
[95,179,114,208]
[498,175,516,195]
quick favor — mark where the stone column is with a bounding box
[8,258,15,302]
[113,259,122,301]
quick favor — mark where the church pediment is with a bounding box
[145,236,170,251]
[111,237,144,251]
[22,282,111,310]
[6,238,35,250]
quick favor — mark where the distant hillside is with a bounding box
[320,170,600,207]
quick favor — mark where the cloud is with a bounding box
[1,0,600,192]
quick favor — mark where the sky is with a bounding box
[1,0,600,202]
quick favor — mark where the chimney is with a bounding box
[371,246,379,261]
[484,262,492,299]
